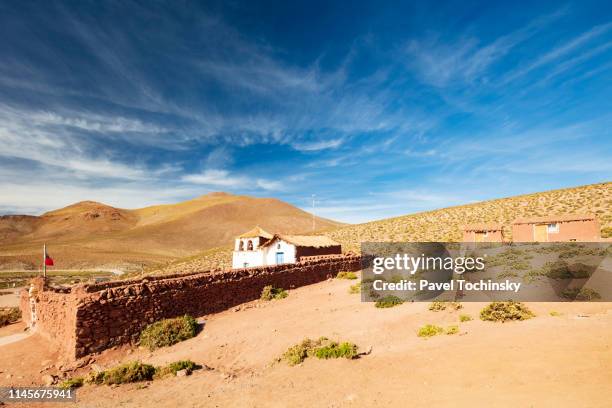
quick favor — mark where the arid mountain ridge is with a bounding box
[154,182,611,275]
[1,182,610,273]
[0,192,342,271]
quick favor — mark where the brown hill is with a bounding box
[154,182,611,275]
[0,193,342,271]
[327,181,612,253]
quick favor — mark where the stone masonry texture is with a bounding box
[20,255,361,359]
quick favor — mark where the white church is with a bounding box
[232,226,342,269]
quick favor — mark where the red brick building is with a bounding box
[463,224,505,242]
[512,214,600,242]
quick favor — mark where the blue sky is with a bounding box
[0,1,610,223]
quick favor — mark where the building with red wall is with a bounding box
[512,214,600,242]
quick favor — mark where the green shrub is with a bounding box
[281,337,359,366]
[58,377,84,389]
[336,271,358,280]
[375,295,403,308]
[313,342,358,360]
[260,285,288,301]
[429,301,462,312]
[549,311,562,317]
[100,361,156,385]
[561,287,601,301]
[543,261,594,279]
[417,324,444,338]
[139,315,198,350]
[459,314,472,322]
[348,283,361,294]
[0,307,21,327]
[497,270,518,279]
[480,301,534,322]
[445,325,459,335]
[282,338,317,366]
[85,370,105,385]
[155,360,200,378]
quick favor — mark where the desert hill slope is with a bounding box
[328,182,611,252]
[154,182,611,275]
[0,193,342,270]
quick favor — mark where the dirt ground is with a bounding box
[1,276,611,407]
[0,286,22,308]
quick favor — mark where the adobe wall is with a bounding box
[19,277,79,360]
[512,219,601,242]
[21,255,361,359]
[462,230,504,242]
[295,245,342,259]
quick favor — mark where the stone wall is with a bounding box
[21,255,361,359]
[20,277,79,360]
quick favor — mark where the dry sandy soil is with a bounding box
[1,275,611,407]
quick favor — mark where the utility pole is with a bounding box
[43,243,46,278]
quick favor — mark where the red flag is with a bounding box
[45,254,54,266]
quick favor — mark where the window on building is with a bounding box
[247,240,253,250]
[277,243,281,249]
[239,241,244,251]
[243,262,249,268]
[483,231,489,237]
[547,223,559,233]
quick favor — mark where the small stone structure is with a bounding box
[462,224,505,242]
[20,255,361,359]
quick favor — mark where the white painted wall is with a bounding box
[231,238,297,268]
[232,249,265,268]
[264,239,296,265]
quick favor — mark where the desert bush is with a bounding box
[260,285,288,301]
[0,307,21,327]
[445,325,459,335]
[314,342,358,360]
[561,287,601,301]
[543,261,593,279]
[459,314,472,322]
[154,360,200,378]
[58,377,84,389]
[85,370,105,385]
[480,301,534,322]
[375,295,403,308]
[336,271,358,280]
[281,337,359,366]
[549,311,562,317]
[497,270,519,279]
[417,324,444,337]
[139,315,197,350]
[282,338,318,366]
[348,283,361,294]
[97,361,156,385]
[429,301,462,312]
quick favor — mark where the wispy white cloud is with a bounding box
[502,21,612,84]
[291,138,344,152]
[181,169,282,191]
[404,9,566,87]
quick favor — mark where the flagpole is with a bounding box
[43,243,46,278]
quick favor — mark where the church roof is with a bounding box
[238,226,274,239]
[260,234,340,248]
